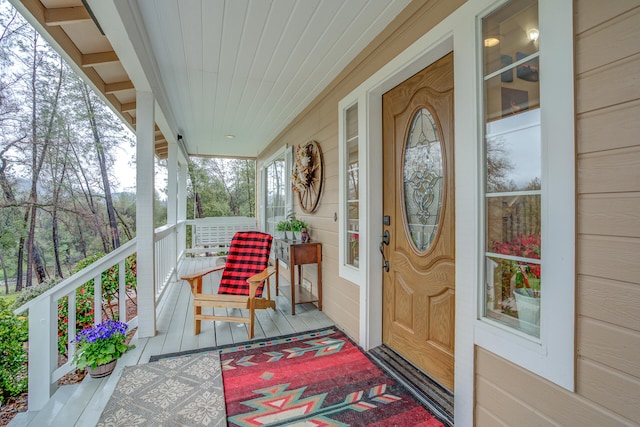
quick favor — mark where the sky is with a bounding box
[111,138,168,199]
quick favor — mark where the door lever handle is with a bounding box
[379,230,390,272]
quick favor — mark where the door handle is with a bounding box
[379,230,390,272]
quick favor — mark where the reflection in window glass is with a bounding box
[265,159,285,237]
[486,109,540,192]
[483,0,541,338]
[346,104,359,267]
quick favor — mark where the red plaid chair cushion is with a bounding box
[217,231,273,297]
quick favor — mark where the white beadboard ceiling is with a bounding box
[130,0,411,158]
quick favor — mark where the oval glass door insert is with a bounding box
[403,107,444,252]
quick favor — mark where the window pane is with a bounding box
[265,158,285,236]
[486,194,541,256]
[482,0,539,77]
[346,104,359,267]
[486,255,540,337]
[483,0,541,338]
[486,108,541,192]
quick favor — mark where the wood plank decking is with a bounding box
[16,256,333,427]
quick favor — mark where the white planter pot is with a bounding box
[514,288,540,336]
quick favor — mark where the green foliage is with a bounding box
[283,212,309,232]
[11,278,59,309]
[276,220,292,231]
[187,158,256,218]
[0,300,28,403]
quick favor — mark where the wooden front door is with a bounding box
[381,52,455,391]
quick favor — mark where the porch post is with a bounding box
[136,90,156,337]
[167,143,178,225]
[177,160,188,256]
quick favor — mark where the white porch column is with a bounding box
[177,160,188,256]
[136,91,156,337]
[167,143,178,225]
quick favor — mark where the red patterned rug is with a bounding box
[218,327,444,427]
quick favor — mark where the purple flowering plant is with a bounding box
[72,319,133,370]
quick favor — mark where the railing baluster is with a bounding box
[119,259,127,323]
[68,291,77,361]
[94,273,102,324]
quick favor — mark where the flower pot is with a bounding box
[514,288,540,336]
[87,359,117,378]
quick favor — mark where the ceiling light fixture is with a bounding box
[528,28,540,42]
[225,134,236,139]
[484,37,500,47]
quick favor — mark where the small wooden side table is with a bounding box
[274,240,322,315]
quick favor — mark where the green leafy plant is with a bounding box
[11,278,59,310]
[0,299,28,403]
[276,219,292,231]
[72,319,134,370]
[286,211,309,232]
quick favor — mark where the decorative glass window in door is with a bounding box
[345,104,359,267]
[482,0,541,337]
[403,108,443,252]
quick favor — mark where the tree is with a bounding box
[78,82,120,250]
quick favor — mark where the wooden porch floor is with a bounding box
[16,256,333,427]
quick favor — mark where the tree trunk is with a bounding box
[188,163,204,218]
[0,249,8,295]
[25,36,64,286]
[51,159,67,278]
[80,83,120,249]
[69,142,109,252]
[32,241,47,283]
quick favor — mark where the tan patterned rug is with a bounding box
[97,353,226,426]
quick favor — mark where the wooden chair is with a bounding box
[180,231,276,339]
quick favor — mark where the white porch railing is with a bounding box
[186,216,256,255]
[13,222,184,411]
[154,222,182,299]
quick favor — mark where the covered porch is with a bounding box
[13,255,332,426]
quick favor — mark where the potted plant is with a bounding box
[492,233,541,334]
[275,218,292,240]
[289,216,309,241]
[512,263,541,334]
[72,319,134,378]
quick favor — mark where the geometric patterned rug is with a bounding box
[215,327,444,426]
[97,353,226,426]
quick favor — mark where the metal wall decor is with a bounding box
[403,107,444,252]
[291,140,324,213]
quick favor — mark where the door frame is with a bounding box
[346,4,481,425]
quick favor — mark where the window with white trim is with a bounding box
[345,104,360,268]
[262,147,292,236]
[338,97,366,285]
[482,0,541,338]
[476,0,576,390]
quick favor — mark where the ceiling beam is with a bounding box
[121,102,136,113]
[81,51,119,67]
[154,134,166,142]
[45,7,91,26]
[104,80,134,94]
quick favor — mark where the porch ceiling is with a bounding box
[10,0,411,159]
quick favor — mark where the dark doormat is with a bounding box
[369,345,454,426]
